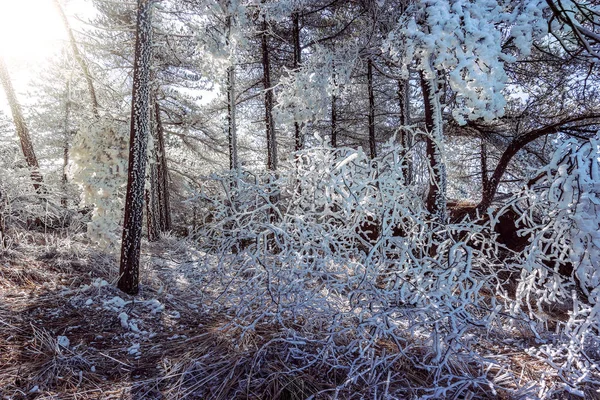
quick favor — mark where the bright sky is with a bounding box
[0,0,90,114]
[0,0,65,64]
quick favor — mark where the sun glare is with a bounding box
[0,0,65,64]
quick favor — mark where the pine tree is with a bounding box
[118,0,154,295]
[0,57,44,193]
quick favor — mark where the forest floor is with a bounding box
[0,230,597,399]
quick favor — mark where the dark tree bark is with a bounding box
[145,187,159,242]
[398,79,412,183]
[53,0,99,117]
[119,0,153,295]
[292,11,302,152]
[0,57,44,193]
[226,14,238,172]
[420,73,447,223]
[62,81,71,207]
[331,94,338,148]
[154,102,171,231]
[145,97,161,242]
[0,188,7,249]
[262,17,277,171]
[480,138,488,197]
[227,65,238,170]
[367,58,376,159]
[475,115,597,213]
[331,59,338,148]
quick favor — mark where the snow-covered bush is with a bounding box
[70,117,128,248]
[497,135,600,395]
[193,137,525,397]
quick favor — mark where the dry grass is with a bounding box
[0,230,597,399]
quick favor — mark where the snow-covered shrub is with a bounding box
[70,117,128,248]
[511,136,600,306]
[193,137,523,397]
[499,135,600,395]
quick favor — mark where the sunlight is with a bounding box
[0,0,65,63]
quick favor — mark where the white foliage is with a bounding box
[384,0,547,125]
[516,136,600,305]
[70,117,128,248]
[275,45,357,126]
[192,137,524,397]
[502,135,600,393]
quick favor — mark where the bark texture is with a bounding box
[62,81,72,207]
[154,102,171,231]
[420,73,447,223]
[0,57,44,192]
[226,14,238,171]
[292,12,302,152]
[367,58,376,159]
[398,79,412,184]
[331,60,338,148]
[262,17,277,171]
[119,0,153,295]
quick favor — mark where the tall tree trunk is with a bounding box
[119,0,153,295]
[292,12,302,152]
[367,58,376,159]
[331,59,338,148]
[262,17,277,171]
[53,0,99,117]
[420,73,446,223]
[154,102,171,231]
[398,79,412,184]
[226,14,238,172]
[62,81,71,207]
[0,188,7,249]
[0,57,44,192]
[331,95,338,148]
[145,188,159,242]
[480,138,488,200]
[145,97,161,242]
[261,15,279,233]
[227,65,238,170]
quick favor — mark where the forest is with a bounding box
[1,0,600,398]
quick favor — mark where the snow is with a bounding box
[127,343,141,356]
[57,335,70,349]
[104,296,129,311]
[384,0,547,125]
[118,312,129,329]
[145,299,164,314]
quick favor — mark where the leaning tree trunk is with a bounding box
[420,72,447,223]
[367,58,376,159]
[118,0,153,295]
[53,0,99,117]
[0,57,44,193]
